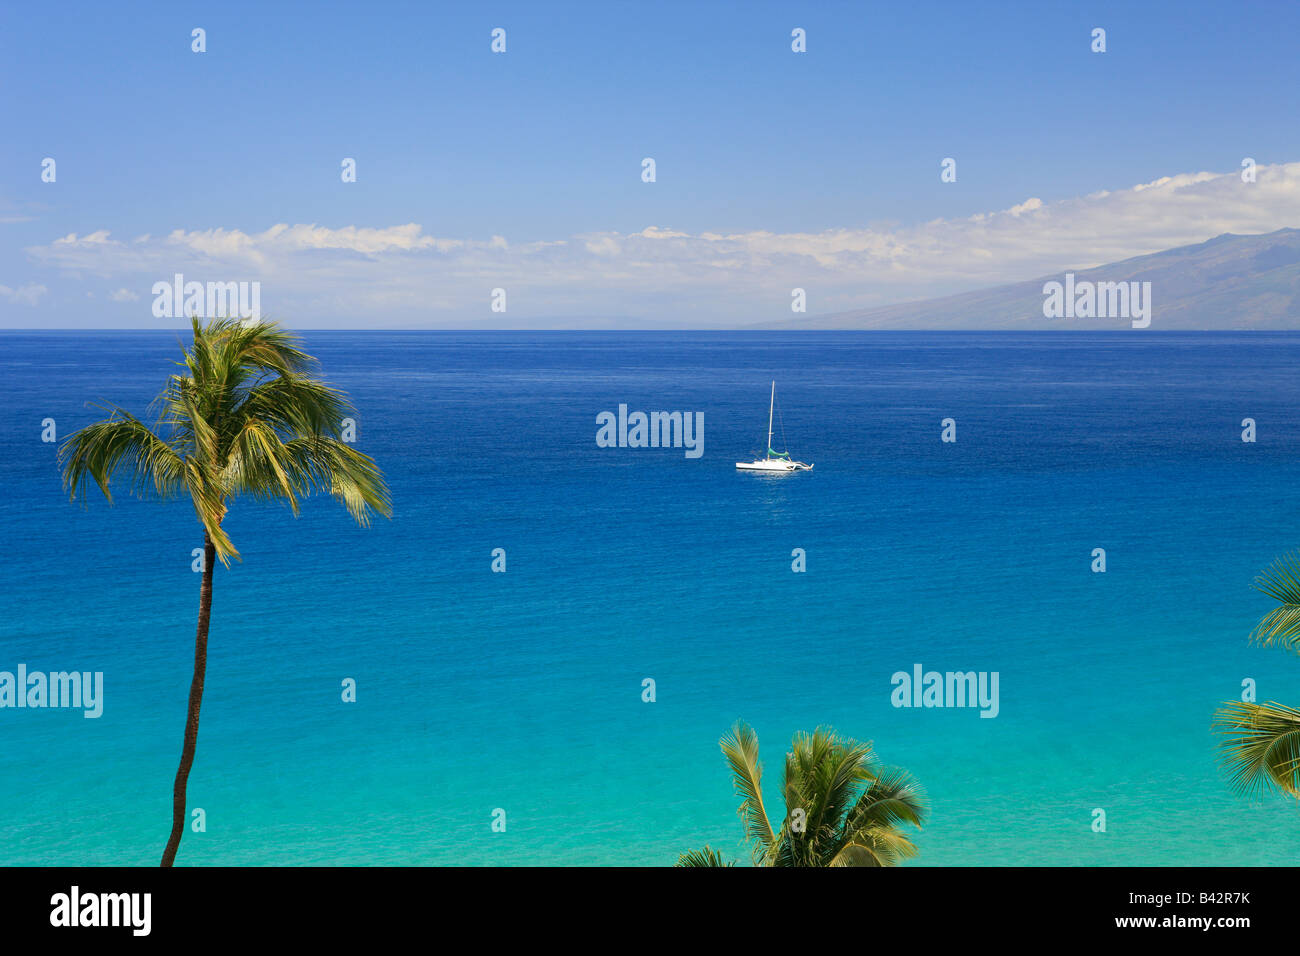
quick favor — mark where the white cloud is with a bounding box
[23,162,1300,324]
[108,288,140,302]
[0,283,47,305]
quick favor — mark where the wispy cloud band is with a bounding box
[24,162,1300,325]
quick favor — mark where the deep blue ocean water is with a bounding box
[2,330,1299,866]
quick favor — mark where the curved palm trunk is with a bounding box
[161,533,215,866]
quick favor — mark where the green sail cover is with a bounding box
[768,448,790,458]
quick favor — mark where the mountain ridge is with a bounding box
[760,227,1300,329]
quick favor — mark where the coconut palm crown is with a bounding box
[61,316,389,563]
[677,721,927,867]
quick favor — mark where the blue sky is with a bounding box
[4,0,1300,326]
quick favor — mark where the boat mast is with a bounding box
[766,381,775,459]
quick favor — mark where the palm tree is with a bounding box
[677,721,927,867]
[60,317,391,866]
[1213,553,1300,798]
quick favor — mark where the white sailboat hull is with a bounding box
[735,458,813,472]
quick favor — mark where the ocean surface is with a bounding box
[2,330,1299,866]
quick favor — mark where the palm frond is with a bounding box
[824,766,927,866]
[719,722,777,864]
[774,749,807,867]
[232,375,351,440]
[845,766,928,833]
[221,319,314,378]
[59,410,185,504]
[182,457,235,561]
[223,419,304,513]
[1250,553,1300,656]
[829,828,919,867]
[808,729,875,859]
[1213,700,1300,798]
[674,846,734,867]
[279,436,392,525]
[827,841,886,867]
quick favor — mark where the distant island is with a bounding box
[758,228,1300,330]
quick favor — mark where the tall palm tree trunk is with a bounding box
[161,532,215,866]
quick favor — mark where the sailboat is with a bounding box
[736,381,813,472]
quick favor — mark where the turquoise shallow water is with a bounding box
[2,330,1299,865]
